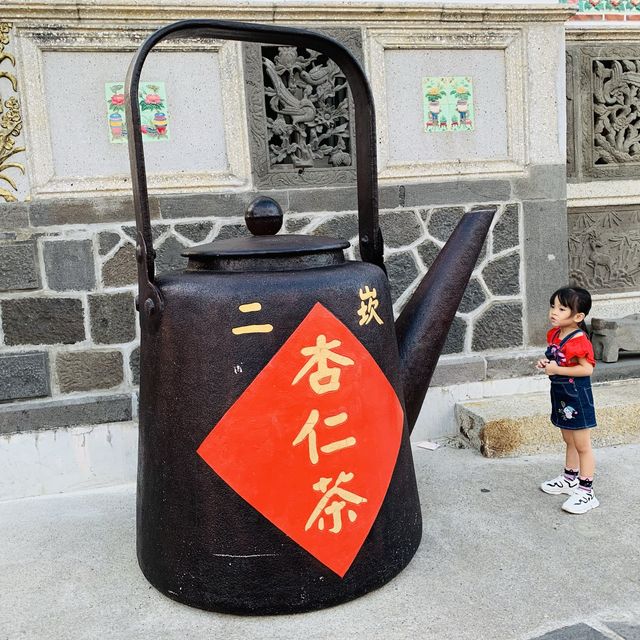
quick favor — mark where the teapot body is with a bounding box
[137,262,422,614]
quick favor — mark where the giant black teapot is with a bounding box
[126,20,495,615]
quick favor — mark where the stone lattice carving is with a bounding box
[592,58,640,166]
[243,28,361,188]
[263,48,351,169]
[567,45,640,181]
[0,22,25,202]
[591,314,640,362]
[568,205,640,293]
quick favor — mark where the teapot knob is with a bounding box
[245,197,283,236]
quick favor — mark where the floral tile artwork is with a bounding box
[423,76,474,133]
[105,81,169,143]
[577,0,640,11]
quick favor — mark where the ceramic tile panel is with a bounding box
[568,0,640,19]
[15,27,250,197]
[105,81,169,144]
[422,77,475,133]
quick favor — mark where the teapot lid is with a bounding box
[181,197,349,267]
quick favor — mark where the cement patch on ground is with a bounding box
[456,380,640,457]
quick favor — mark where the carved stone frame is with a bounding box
[366,27,527,181]
[242,27,361,189]
[567,43,640,182]
[13,26,250,198]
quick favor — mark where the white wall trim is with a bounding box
[3,2,577,26]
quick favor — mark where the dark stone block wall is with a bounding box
[0,185,529,434]
[0,24,567,435]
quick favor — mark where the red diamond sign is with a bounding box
[197,302,404,577]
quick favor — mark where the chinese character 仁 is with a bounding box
[292,410,356,464]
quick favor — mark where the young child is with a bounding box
[536,286,599,514]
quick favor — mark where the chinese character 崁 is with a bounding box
[357,286,383,326]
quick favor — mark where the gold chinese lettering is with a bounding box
[305,472,367,534]
[292,334,354,394]
[292,409,356,464]
[231,301,274,335]
[357,286,383,326]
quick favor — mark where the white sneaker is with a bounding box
[562,490,600,514]
[540,475,578,495]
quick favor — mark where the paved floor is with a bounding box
[2,442,639,640]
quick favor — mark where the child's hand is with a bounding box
[536,358,550,370]
[545,361,560,375]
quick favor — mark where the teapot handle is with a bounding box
[126,19,383,323]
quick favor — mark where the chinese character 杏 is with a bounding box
[292,334,354,394]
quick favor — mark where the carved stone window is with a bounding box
[568,205,640,294]
[243,29,361,188]
[567,44,640,181]
[263,46,351,170]
[593,59,640,167]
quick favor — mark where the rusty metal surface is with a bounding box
[126,21,384,331]
[182,235,350,259]
[127,19,496,616]
[137,264,421,614]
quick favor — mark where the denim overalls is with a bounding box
[545,329,597,430]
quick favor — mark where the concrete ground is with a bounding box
[2,442,639,640]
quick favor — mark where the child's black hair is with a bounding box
[550,286,592,334]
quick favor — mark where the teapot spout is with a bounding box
[395,207,497,432]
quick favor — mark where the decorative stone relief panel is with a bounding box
[366,28,526,181]
[566,48,577,179]
[0,22,28,202]
[568,204,640,294]
[243,28,361,189]
[567,44,640,182]
[14,27,250,197]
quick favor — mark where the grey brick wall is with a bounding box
[0,176,554,434]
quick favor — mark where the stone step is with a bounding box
[455,379,640,457]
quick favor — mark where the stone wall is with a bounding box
[0,180,543,435]
[0,2,574,461]
[565,29,640,320]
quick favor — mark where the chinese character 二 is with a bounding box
[292,334,354,394]
[292,410,356,464]
[305,471,367,534]
[357,286,384,326]
[231,302,274,335]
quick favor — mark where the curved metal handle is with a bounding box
[125,19,383,323]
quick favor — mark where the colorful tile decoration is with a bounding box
[578,0,638,11]
[566,0,640,16]
[422,77,474,134]
[105,82,169,144]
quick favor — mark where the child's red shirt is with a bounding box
[546,328,596,367]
